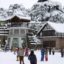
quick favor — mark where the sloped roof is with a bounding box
[48,21,64,33]
[0,14,31,21]
[37,21,64,35]
[37,22,47,35]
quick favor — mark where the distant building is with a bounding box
[37,21,64,49]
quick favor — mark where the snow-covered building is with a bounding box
[7,15,30,49]
[0,16,31,49]
[0,4,31,49]
[37,21,64,49]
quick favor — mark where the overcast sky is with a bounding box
[0,0,64,9]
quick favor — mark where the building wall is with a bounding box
[39,37,64,49]
[56,38,60,49]
[56,38,64,48]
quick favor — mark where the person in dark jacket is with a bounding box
[60,48,64,57]
[28,50,37,64]
[49,47,52,55]
[41,47,45,61]
[52,47,55,55]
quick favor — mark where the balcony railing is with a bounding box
[0,27,9,35]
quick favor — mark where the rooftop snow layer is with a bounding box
[37,21,64,35]
[48,21,64,33]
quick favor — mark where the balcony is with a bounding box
[0,27,9,36]
[7,22,28,28]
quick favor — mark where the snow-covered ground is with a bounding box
[0,49,64,64]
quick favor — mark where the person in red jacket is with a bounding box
[25,47,29,56]
[45,48,48,61]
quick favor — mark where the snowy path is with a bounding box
[0,51,19,64]
[0,50,64,64]
[35,50,64,64]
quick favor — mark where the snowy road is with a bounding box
[0,50,64,64]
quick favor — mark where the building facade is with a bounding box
[0,15,30,49]
[37,21,64,49]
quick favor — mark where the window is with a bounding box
[12,38,19,47]
[43,41,56,48]
[9,29,13,35]
[22,22,28,27]
[14,29,19,35]
[42,30,55,36]
[20,29,25,34]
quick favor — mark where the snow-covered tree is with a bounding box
[0,4,30,21]
[8,4,29,17]
[30,1,64,23]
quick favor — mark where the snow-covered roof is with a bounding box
[29,35,41,44]
[0,14,31,21]
[47,21,64,33]
[37,21,64,35]
[37,22,46,35]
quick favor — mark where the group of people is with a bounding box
[16,47,37,64]
[28,48,48,64]
[16,47,49,64]
[49,47,55,55]
[41,47,48,61]
[9,46,64,64]
[13,47,56,64]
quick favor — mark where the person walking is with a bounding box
[28,50,37,64]
[49,47,52,55]
[60,48,64,57]
[45,48,48,61]
[16,47,19,61]
[52,47,55,55]
[41,47,45,61]
[18,48,24,64]
[25,47,29,56]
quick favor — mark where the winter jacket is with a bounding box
[28,54,37,64]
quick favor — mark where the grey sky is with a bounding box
[0,0,63,9]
